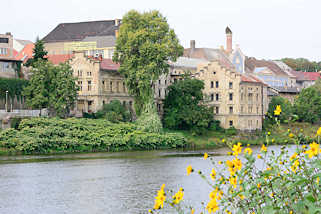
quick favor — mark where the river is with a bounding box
[0,145,296,214]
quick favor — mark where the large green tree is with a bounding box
[294,79,321,124]
[113,10,183,132]
[265,96,293,125]
[281,58,321,72]
[25,37,48,67]
[23,60,78,118]
[163,78,215,135]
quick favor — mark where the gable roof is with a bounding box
[184,48,234,70]
[42,20,119,43]
[245,57,288,76]
[15,43,34,63]
[289,70,321,81]
[169,57,208,69]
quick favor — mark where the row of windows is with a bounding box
[210,81,234,89]
[210,93,234,102]
[77,70,92,77]
[214,106,234,114]
[214,106,261,115]
[102,80,126,93]
[0,48,8,55]
[228,120,260,128]
[241,93,260,102]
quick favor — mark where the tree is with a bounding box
[25,37,48,67]
[113,10,183,132]
[265,96,293,125]
[163,78,215,135]
[23,60,78,118]
[95,100,131,123]
[281,58,321,72]
[294,80,321,124]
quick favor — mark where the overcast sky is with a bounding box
[3,0,320,61]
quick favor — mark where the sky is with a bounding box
[3,0,321,61]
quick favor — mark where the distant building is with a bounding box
[0,32,21,79]
[42,19,121,59]
[289,70,321,89]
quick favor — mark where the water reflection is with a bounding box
[0,145,296,214]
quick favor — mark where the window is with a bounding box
[229,93,233,101]
[78,81,82,91]
[129,101,132,107]
[257,106,259,114]
[256,94,259,101]
[0,38,9,43]
[215,106,219,114]
[116,82,119,92]
[215,81,219,88]
[211,81,214,88]
[248,93,253,102]
[164,90,167,97]
[159,79,161,84]
[229,82,233,89]
[211,94,214,101]
[123,101,126,106]
[123,82,126,92]
[229,120,233,127]
[77,70,82,76]
[87,81,92,91]
[102,80,105,85]
[248,106,252,113]
[87,72,92,76]
[241,93,244,101]
[241,106,244,113]
[229,106,233,114]
[159,89,161,97]
[216,93,219,101]
[90,49,104,58]
[213,72,216,75]
[0,48,8,55]
[110,81,113,92]
[165,80,167,85]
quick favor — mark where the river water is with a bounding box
[0,145,295,214]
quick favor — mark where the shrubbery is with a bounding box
[95,100,131,122]
[0,118,186,154]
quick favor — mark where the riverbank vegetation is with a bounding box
[0,117,186,155]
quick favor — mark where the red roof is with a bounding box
[303,72,321,81]
[241,74,266,85]
[47,54,73,65]
[15,43,34,63]
[100,58,120,71]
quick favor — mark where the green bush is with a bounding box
[95,100,131,122]
[0,117,186,154]
[10,118,23,130]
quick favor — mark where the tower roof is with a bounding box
[225,26,232,34]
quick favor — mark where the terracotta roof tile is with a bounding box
[100,59,120,70]
[47,54,73,65]
[15,43,34,63]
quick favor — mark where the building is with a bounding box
[0,33,21,79]
[48,51,134,115]
[183,27,268,130]
[289,70,321,89]
[42,19,120,59]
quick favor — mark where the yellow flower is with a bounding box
[206,198,219,214]
[226,210,232,214]
[270,192,274,198]
[239,194,245,200]
[204,153,208,160]
[266,167,272,171]
[289,211,293,214]
[267,131,271,136]
[290,152,298,161]
[172,188,184,204]
[272,138,275,143]
[257,154,262,159]
[244,148,253,155]
[191,209,195,214]
[291,159,300,173]
[274,105,282,116]
[218,161,223,165]
[210,168,216,180]
[229,176,237,189]
[288,133,294,138]
[305,142,320,158]
[222,139,226,143]
[257,183,261,188]
[233,158,242,171]
[316,177,320,184]
[187,165,193,175]
[317,127,321,136]
[232,142,242,157]
[261,144,267,152]
[302,145,307,149]
[148,209,152,213]
[153,184,166,210]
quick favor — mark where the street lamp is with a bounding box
[5,91,8,112]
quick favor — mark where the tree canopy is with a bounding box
[281,58,321,72]
[25,37,48,67]
[294,79,321,124]
[163,78,215,135]
[22,60,78,118]
[113,10,183,115]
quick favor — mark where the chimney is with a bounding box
[115,19,120,27]
[225,26,232,54]
[190,40,195,50]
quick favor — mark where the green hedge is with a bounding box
[0,118,187,154]
[0,77,29,100]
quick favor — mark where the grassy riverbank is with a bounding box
[0,118,187,155]
[176,122,321,149]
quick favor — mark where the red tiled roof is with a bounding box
[47,54,73,65]
[303,72,321,81]
[15,43,34,63]
[241,74,266,85]
[100,58,120,70]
